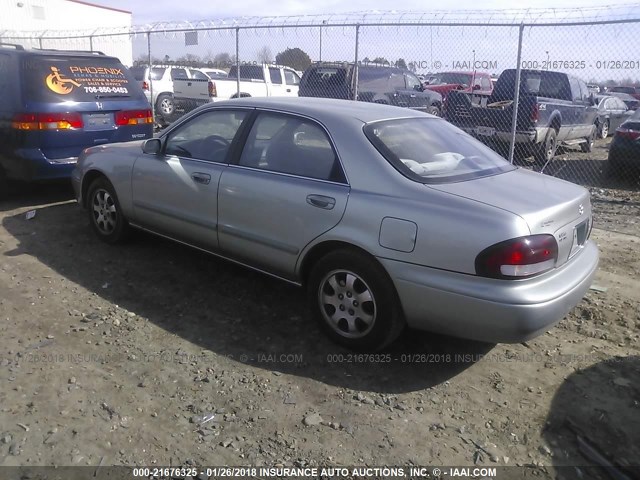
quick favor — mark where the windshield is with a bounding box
[364,118,515,183]
[429,72,472,86]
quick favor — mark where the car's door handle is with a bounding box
[192,172,211,185]
[410,94,416,98]
[286,88,291,92]
[306,194,335,210]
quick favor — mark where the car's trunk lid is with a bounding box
[429,168,592,266]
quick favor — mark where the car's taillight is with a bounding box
[142,81,149,91]
[475,234,558,279]
[11,112,83,130]
[615,126,640,140]
[531,103,540,122]
[209,80,217,98]
[115,109,153,126]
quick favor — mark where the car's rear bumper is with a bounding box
[1,150,77,182]
[379,240,599,343]
[459,126,547,144]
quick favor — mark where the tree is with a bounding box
[396,58,407,70]
[371,57,389,66]
[257,46,273,64]
[212,52,233,69]
[275,47,311,71]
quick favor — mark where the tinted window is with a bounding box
[364,118,515,183]
[305,67,347,87]
[284,70,300,85]
[21,55,141,101]
[189,69,209,80]
[429,72,472,86]
[0,53,11,110]
[481,77,491,89]
[405,73,422,90]
[230,65,264,81]
[150,67,165,80]
[495,71,571,100]
[130,66,146,81]
[390,73,405,90]
[239,113,344,182]
[170,68,188,80]
[165,110,247,163]
[269,67,282,85]
[611,86,635,94]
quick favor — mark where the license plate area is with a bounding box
[475,126,495,137]
[84,113,114,131]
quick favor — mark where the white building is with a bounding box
[0,0,134,65]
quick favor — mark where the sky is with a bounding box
[92,0,638,25]
[82,0,640,83]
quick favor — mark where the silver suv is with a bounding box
[130,65,209,125]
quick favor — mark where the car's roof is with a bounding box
[212,97,427,124]
[11,47,118,60]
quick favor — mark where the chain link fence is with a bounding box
[2,8,640,195]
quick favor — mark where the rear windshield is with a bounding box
[303,68,348,87]
[429,72,472,86]
[22,55,143,102]
[611,86,635,94]
[364,118,515,183]
[494,70,571,101]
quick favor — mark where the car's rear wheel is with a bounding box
[307,250,405,351]
[155,93,174,124]
[0,167,8,200]
[533,128,557,165]
[581,128,595,153]
[428,105,441,117]
[598,119,609,139]
[87,177,130,244]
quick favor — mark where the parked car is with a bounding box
[172,64,300,119]
[299,64,442,116]
[609,85,640,101]
[72,97,598,351]
[423,71,494,105]
[609,92,640,111]
[129,65,206,125]
[0,43,152,198]
[607,108,640,178]
[587,84,601,94]
[594,95,634,139]
[446,69,598,164]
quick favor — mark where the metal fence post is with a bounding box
[353,24,360,101]
[235,27,240,98]
[38,35,43,49]
[508,23,525,164]
[147,32,154,121]
[89,35,93,52]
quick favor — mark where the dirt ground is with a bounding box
[0,142,638,479]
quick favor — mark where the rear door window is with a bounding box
[21,55,142,102]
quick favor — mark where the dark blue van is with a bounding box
[0,44,153,197]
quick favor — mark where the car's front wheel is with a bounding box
[307,250,405,351]
[533,128,557,165]
[87,177,130,244]
[598,119,609,139]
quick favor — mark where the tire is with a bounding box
[86,177,130,244]
[598,119,609,139]
[0,167,8,201]
[307,249,405,351]
[155,93,174,124]
[427,105,441,117]
[533,128,557,164]
[581,128,595,153]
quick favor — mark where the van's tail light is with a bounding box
[531,103,540,122]
[115,109,153,126]
[209,80,217,98]
[475,235,558,279]
[615,126,640,141]
[142,81,149,91]
[11,112,83,130]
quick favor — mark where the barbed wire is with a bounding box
[1,5,639,39]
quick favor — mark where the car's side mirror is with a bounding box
[142,138,162,155]
[473,84,482,90]
[414,84,423,92]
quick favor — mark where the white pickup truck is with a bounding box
[172,64,301,119]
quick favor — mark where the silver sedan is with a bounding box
[72,97,599,351]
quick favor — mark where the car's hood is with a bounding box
[429,168,592,264]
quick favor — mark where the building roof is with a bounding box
[66,0,131,15]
